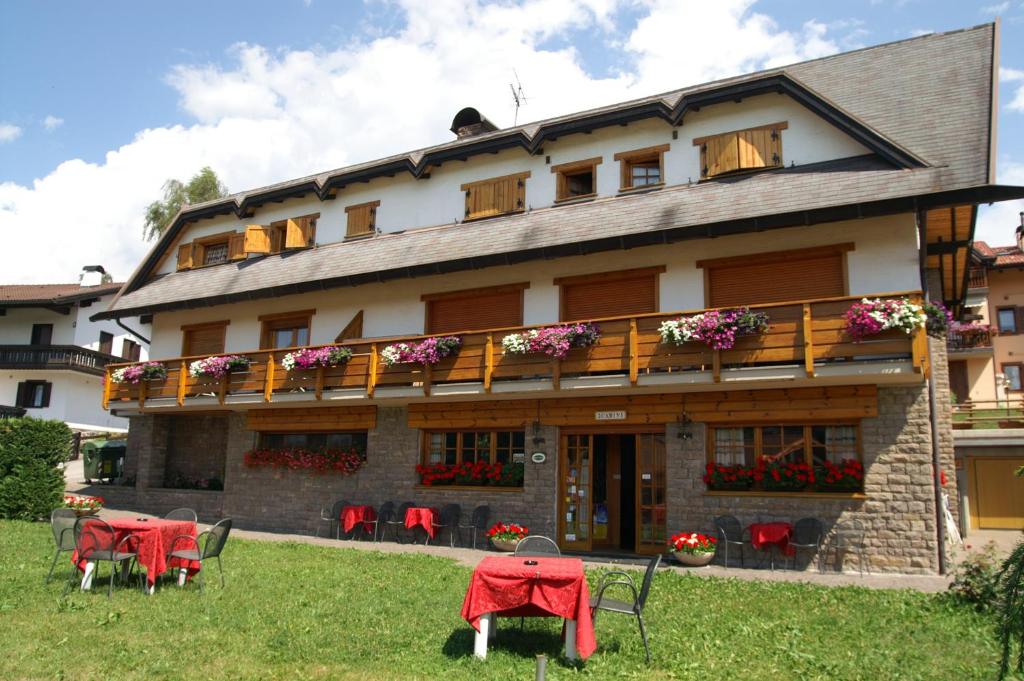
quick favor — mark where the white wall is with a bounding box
[0,370,128,431]
[71,294,150,360]
[148,213,919,358]
[156,93,873,276]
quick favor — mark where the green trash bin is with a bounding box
[82,439,126,483]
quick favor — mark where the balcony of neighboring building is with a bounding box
[102,291,931,414]
[0,345,121,376]
[947,323,994,357]
[967,267,989,291]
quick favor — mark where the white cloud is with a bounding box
[0,124,21,143]
[982,2,1011,13]
[1002,67,1024,112]
[0,0,846,283]
[42,115,63,131]
[975,159,1024,246]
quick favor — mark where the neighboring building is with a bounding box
[0,267,150,432]
[93,24,1024,573]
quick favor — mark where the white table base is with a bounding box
[473,612,577,661]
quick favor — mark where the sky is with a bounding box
[1,0,1022,284]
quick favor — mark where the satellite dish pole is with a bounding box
[510,70,528,125]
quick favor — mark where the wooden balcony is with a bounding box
[0,345,119,377]
[103,291,928,412]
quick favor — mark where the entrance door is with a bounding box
[636,433,667,553]
[559,434,593,552]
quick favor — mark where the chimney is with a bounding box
[1017,212,1024,253]
[450,107,498,139]
[80,265,106,288]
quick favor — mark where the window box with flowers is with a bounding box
[110,361,168,384]
[381,336,461,367]
[419,430,526,489]
[281,346,352,371]
[189,355,252,379]
[844,298,950,342]
[416,461,525,488]
[761,461,815,492]
[501,323,600,359]
[243,447,365,475]
[659,307,770,350]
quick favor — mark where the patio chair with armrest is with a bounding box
[713,515,748,568]
[361,501,393,542]
[831,525,869,574]
[46,508,78,584]
[164,508,198,523]
[590,554,661,664]
[317,499,351,540]
[513,535,561,556]
[428,504,462,547]
[166,518,233,592]
[458,505,490,549]
[381,501,415,543]
[789,517,824,571]
[63,516,142,597]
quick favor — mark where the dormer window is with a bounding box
[243,214,318,256]
[694,121,787,179]
[552,157,601,202]
[614,145,669,191]
[203,242,229,265]
[176,231,246,271]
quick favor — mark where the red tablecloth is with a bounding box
[749,522,795,557]
[405,507,438,539]
[72,518,201,586]
[341,505,377,534]
[461,556,597,660]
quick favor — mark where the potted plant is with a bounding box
[110,361,168,384]
[761,461,815,492]
[64,494,103,517]
[487,522,529,551]
[668,531,717,566]
[815,459,864,493]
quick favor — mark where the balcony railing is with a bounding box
[953,399,1024,430]
[0,345,120,376]
[967,268,988,290]
[947,327,993,352]
[103,291,928,411]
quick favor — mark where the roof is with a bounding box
[972,241,1024,268]
[101,23,1014,319]
[1,283,123,306]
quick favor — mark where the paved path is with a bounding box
[89,505,953,593]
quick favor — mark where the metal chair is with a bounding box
[458,505,490,549]
[428,504,462,547]
[514,535,561,557]
[362,501,394,542]
[164,508,198,523]
[166,518,233,592]
[46,508,78,584]
[317,499,350,539]
[713,515,748,568]
[790,517,824,570]
[590,554,661,664]
[831,526,869,574]
[63,516,141,597]
[381,501,415,543]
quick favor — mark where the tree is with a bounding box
[143,166,228,241]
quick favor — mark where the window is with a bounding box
[98,331,114,355]
[1004,364,1023,391]
[552,157,601,201]
[16,380,51,408]
[176,232,245,271]
[30,323,53,346]
[345,201,379,238]
[423,430,525,466]
[181,320,229,356]
[122,339,142,361]
[556,266,663,321]
[203,242,229,265]
[998,307,1018,334]
[461,172,530,220]
[259,310,314,350]
[243,215,318,256]
[423,283,527,334]
[694,122,787,179]
[614,145,669,191]
[260,431,367,455]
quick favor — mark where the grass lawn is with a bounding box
[0,520,1011,680]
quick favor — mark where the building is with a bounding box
[0,267,150,432]
[93,24,1024,573]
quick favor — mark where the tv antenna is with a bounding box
[510,70,528,125]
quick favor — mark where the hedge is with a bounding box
[0,417,72,520]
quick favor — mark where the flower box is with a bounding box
[762,461,814,492]
[281,346,352,371]
[843,298,950,342]
[381,336,461,367]
[501,323,600,360]
[660,307,769,350]
[703,463,757,491]
[815,459,864,493]
[243,447,365,475]
[110,361,168,384]
[416,462,524,487]
[189,355,252,379]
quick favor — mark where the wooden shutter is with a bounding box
[425,286,525,334]
[559,268,661,322]
[335,310,364,342]
[40,382,52,408]
[285,218,312,249]
[697,122,786,178]
[182,323,227,356]
[15,382,27,408]
[346,202,379,237]
[462,172,529,220]
[176,243,194,271]
[244,225,271,254]
[703,247,848,308]
[704,134,739,178]
[228,233,245,260]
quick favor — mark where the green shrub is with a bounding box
[949,542,1002,611]
[0,417,72,520]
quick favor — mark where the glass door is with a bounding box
[559,434,593,552]
[636,433,667,553]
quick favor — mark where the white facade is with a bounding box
[0,370,126,432]
[149,213,918,358]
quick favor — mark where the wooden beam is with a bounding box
[139,379,147,410]
[177,362,187,406]
[315,365,325,400]
[712,349,721,383]
[552,357,561,390]
[802,303,815,378]
[484,333,494,392]
[423,363,432,397]
[102,370,112,410]
[218,375,227,405]
[264,353,275,402]
[367,343,378,398]
[628,318,639,385]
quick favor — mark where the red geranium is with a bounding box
[669,531,717,555]
[487,522,529,542]
[243,447,365,475]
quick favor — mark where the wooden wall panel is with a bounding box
[247,405,377,432]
